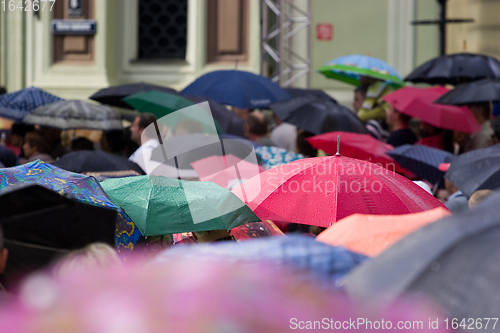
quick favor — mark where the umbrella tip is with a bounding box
[336,135,340,156]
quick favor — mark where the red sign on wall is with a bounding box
[316,24,333,41]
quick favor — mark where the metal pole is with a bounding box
[438,0,447,56]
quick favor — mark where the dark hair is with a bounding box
[246,113,268,136]
[71,137,94,151]
[24,131,48,153]
[0,224,4,249]
[398,112,412,124]
[137,113,157,130]
[104,130,125,154]
[354,86,367,96]
[470,103,491,119]
[0,86,6,95]
[296,130,317,157]
[11,123,35,137]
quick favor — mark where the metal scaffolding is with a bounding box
[260,0,312,88]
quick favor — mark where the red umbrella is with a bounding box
[232,155,445,228]
[382,86,480,133]
[307,131,410,175]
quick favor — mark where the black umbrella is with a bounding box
[434,79,500,106]
[405,53,500,85]
[270,95,367,135]
[22,100,123,131]
[285,88,335,101]
[89,83,178,109]
[0,184,116,288]
[344,192,500,324]
[444,144,500,198]
[184,96,244,137]
[53,150,145,174]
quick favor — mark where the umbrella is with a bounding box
[0,184,116,288]
[100,175,260,236]
[0,160,141,253]
[154,235,368,289]
[0,87,63,121]
[53,150,145,174]
[444,144,500,197]
[382,86,480,134]
[270,95,367,135]
[285,87,335,101]
[232,155,445,228]
[22,100,123,131]
[184,96,245,137]
[316,207,450,257]
[181,70,291,109]
[318,54,405,87]
[89,82,178,109]
[191,154,263,189]
[405,52,500,85]
[344,192,500,322]
[307,131,409,174]
[386,144,454,185]
[434,78,500,106]
[254,146,304,170]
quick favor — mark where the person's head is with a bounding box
[469,189,495,208]
[100,130,125,155]
[192,230,234,243]
[70,137,94,152]
[52,243,120,280]
[0,86,6,95]
[0,225,9,275]
[232,107,251,120]
[467,103,490,124]
[386,104,412,129]
[352,86,367,113]
[10,123,35,148]
[419,121,440,137]
[296,129,317,157]
[244,112,268,141]
[23,131,48,158]
[130,113,157,145]
[444,178,459,195]
[359,76,377,87]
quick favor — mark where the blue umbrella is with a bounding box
[0,87,63,121]
[153,235,367,290]
[387,144,454,185]
[181,70,291,109]
[255,146,304,170]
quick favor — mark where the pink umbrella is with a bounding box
[232,155,445,228]
[191,154,263,189]
[382,86,480,133]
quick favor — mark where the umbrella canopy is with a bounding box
[191,154,264,189]
[316,207,450,257]
[181,70,291,109]
[89,82,178,109]
[270,95,367,135]
[318,54,405,87]
[307,131,409,174]
[445,144,500,197]
[382,86,480,133]
[344,192,500,321]
[387,144,454,185]
[54,150,145,174]
[232,155,445,228]
[0,87,63,121]
[154,235,368,289]
[100,175,261,236]
[0,160,141,252]
[184,96,245,137]
[285,87,335,101]
[22,100,122,131]
[254,146,304,170]
[405,52,500,85]
[0,184,116,288]
[434,78,500,106]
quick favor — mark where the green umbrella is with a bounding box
[100,175,260,236]
[123,91,224,135]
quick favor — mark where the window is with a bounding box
[137,0,188,60]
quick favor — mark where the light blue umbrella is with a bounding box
[0,87,63,121]
[255,146,304,170]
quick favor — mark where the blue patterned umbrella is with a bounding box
[0,160,141,254]
[0,87,63,121]
[255,146,304,170]
[387,144,454,185]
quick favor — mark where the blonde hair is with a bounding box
[53,243,120,279]
[469,189,495,208]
